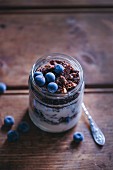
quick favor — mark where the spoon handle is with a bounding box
[82,103,105,146]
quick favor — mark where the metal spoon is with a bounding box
[82,103,105,146]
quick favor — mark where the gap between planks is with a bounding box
[3,88,113,95]
[0,7,113,14]
[6,84,113,90]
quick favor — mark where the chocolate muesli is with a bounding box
[37,60,80,94]
[29,53,84,132]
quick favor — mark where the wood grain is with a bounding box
[0,0,113,7]
[0,13,113,86]
[0,93,113,170]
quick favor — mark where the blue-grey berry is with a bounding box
[7,130,19,142]
[45,72,55,83]
[73,132,84,143]
[47,82,58,93]
[54,64,64,74]
[4,115,15,127]
[65,116,70,123]
[35,75,45,87]
[0,82,7,94]
[34,71,43,78]
[18,121,30,133]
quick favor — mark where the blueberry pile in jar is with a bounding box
[34,60,80,94]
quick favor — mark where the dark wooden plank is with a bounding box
[0,13,113,86]
[0,93,113,170]
[0,0,113,7]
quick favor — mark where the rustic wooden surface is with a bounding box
[0,13,113,86]
[0,93,113,170]
[0,2,113,170]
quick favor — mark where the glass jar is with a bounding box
[28,53,84,133]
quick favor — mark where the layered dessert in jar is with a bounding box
[29,53,84,132]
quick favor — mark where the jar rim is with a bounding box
[31,53,83,99]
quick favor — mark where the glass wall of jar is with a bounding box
[29,53,84,133]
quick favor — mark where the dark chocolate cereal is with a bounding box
[36,60,80,94]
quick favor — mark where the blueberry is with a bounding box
[18,121,30,133]
[35,75,45,87]
[7,130,19,142]
[0,82,7,94]
[54,64,64,74]
[34,71,43,78]
[4,115,15,127]
[45,72,55,83]
[47,82,58,93]
[73,132,84,143]
[65,116,70,123]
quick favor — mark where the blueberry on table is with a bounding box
[7,130,19,142]
[4,115,15,127]
[45,72,55,83]
[34,71,43,78]
[0,82,7,94]
[47,82,58,93]
[18,121,30,133]
[73,132,84,143]
[54,64,64,74]
[34,75,45,87]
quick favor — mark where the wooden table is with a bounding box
[0,1,113,170]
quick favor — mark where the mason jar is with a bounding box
[28,53,84,133]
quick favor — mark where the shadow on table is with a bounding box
[0,108,80,170]
[0,108,103,170]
